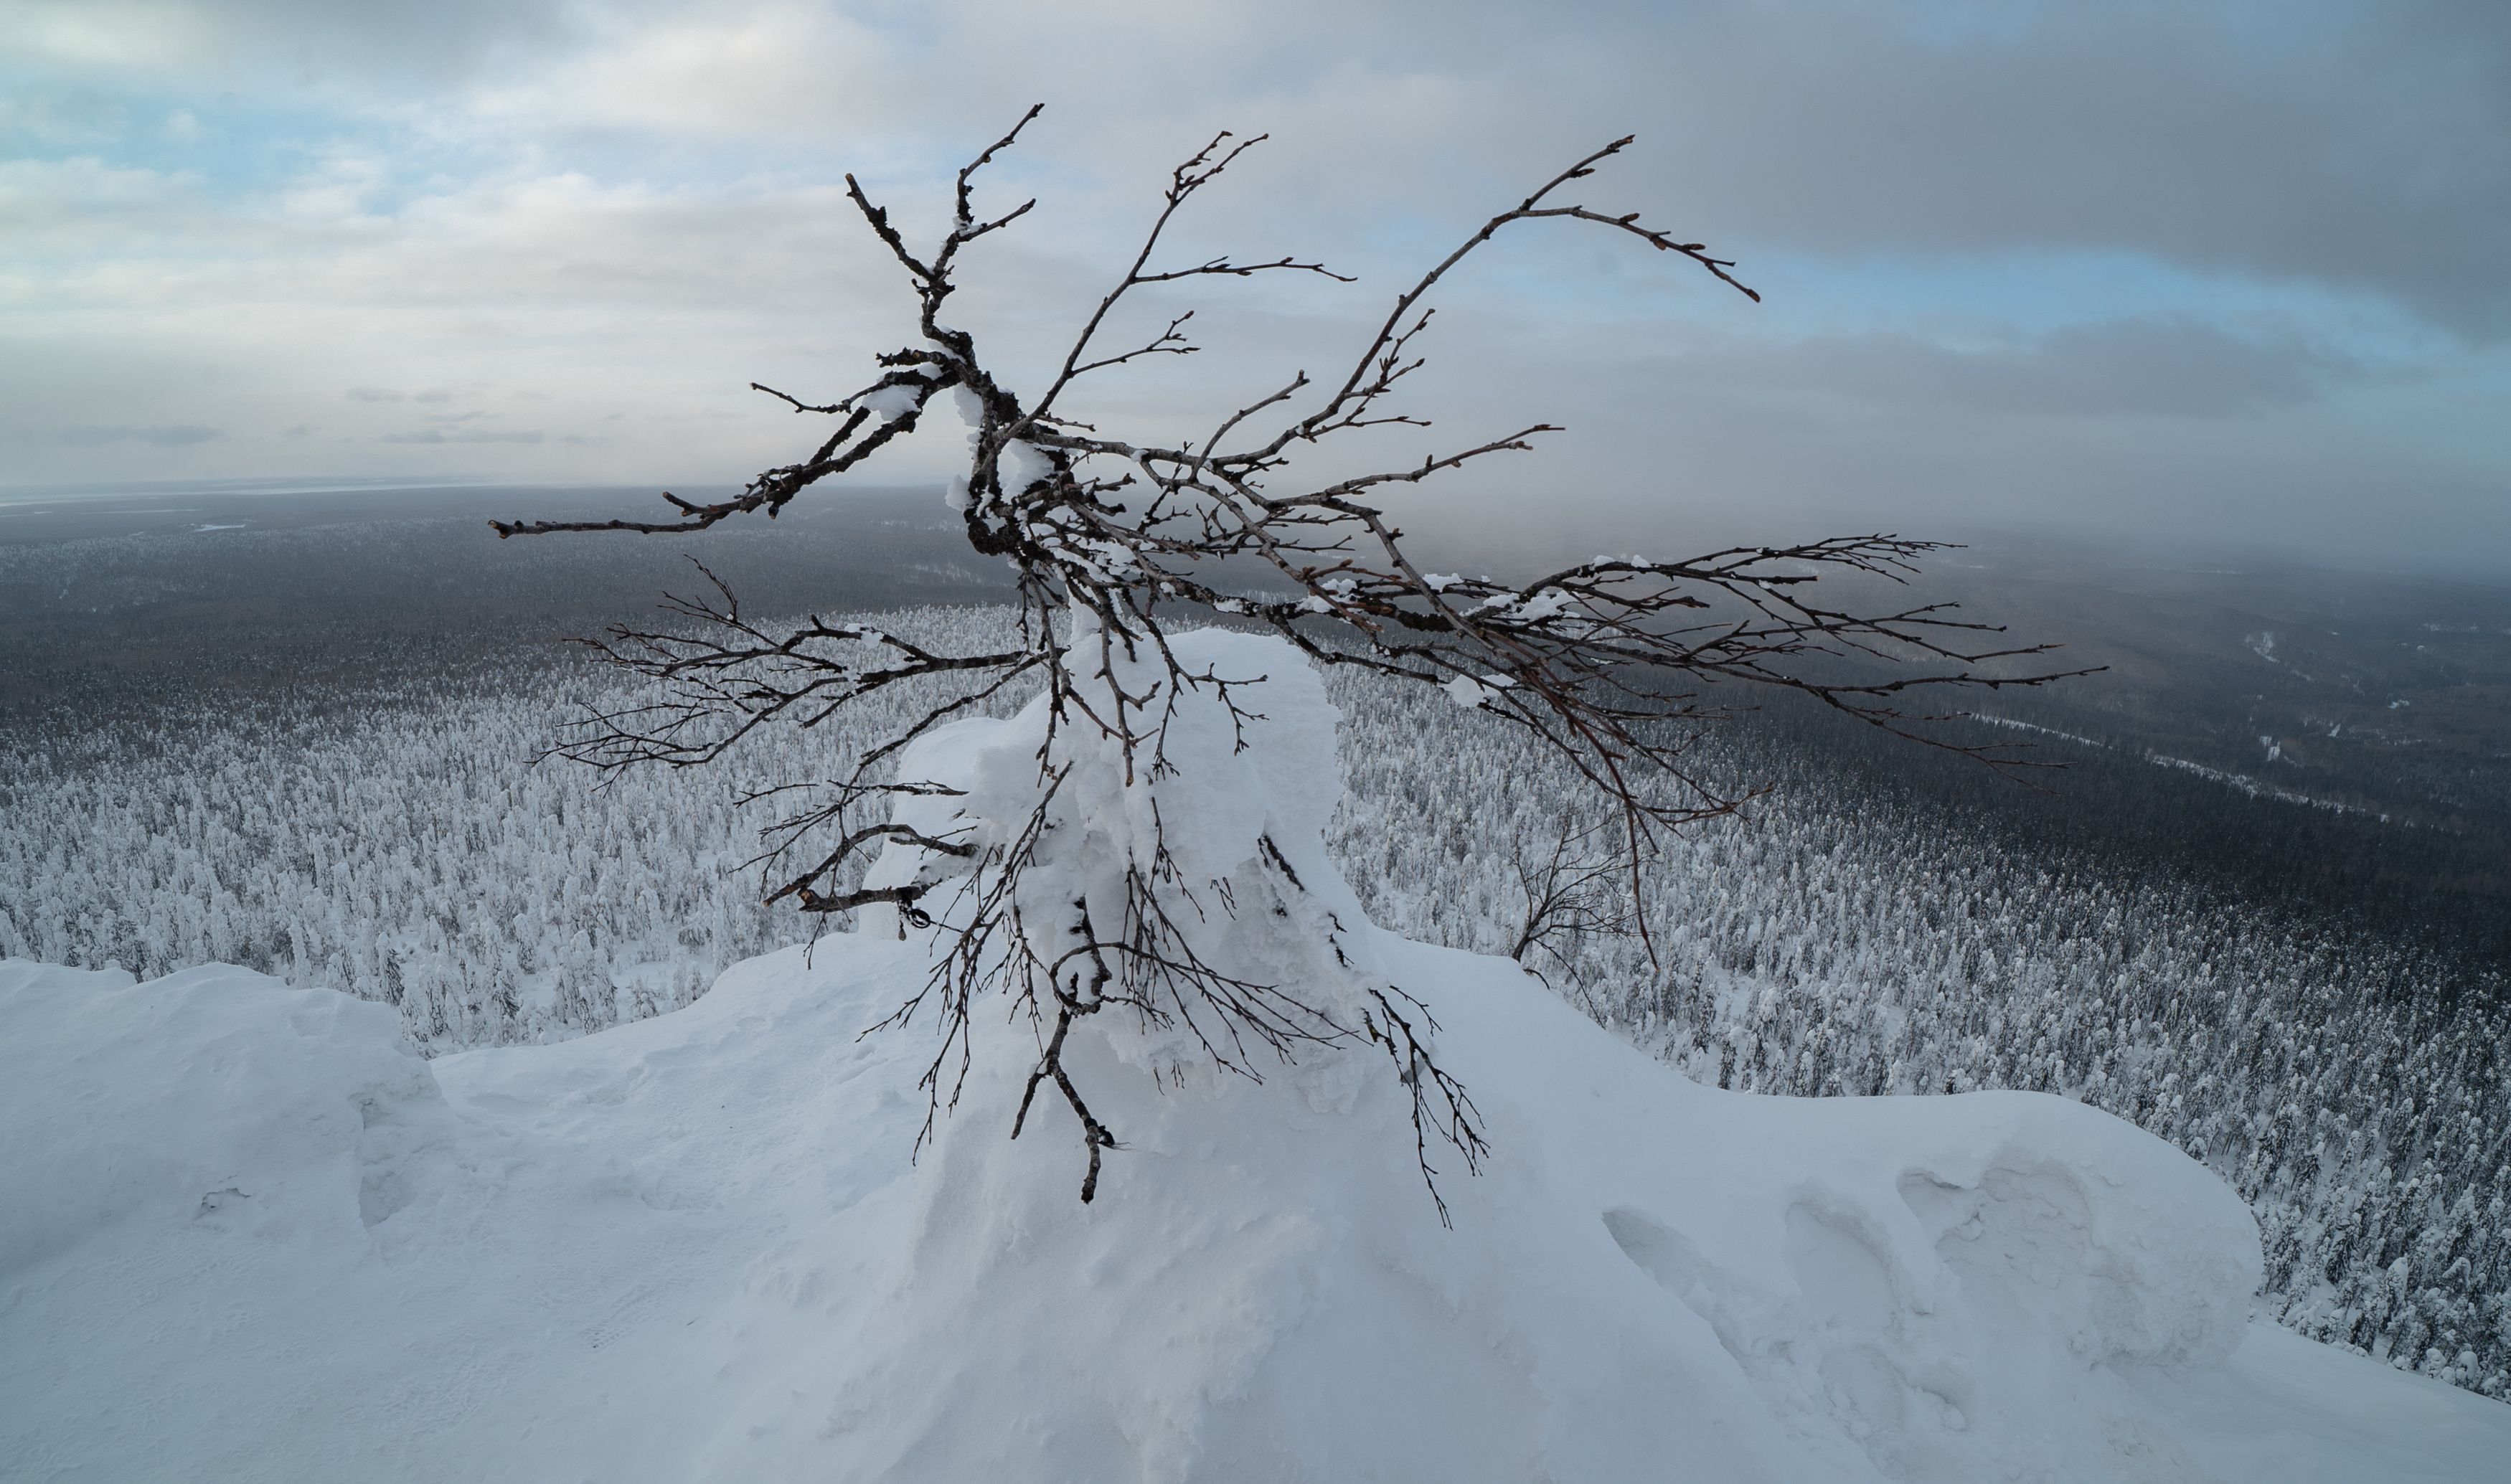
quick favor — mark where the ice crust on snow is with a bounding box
[6,631,2509,1482]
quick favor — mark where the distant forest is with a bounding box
[4,493,2507,1401]
[9,485,2502,952]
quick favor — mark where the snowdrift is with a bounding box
[6,631,2507,1482]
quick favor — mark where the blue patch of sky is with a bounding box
[2,68,981,224]
[5,74,334,191]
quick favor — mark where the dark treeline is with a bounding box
[0,486,1012,735]
[1735,690,2511,969]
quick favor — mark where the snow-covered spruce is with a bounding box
[0,605,1035,1049]
[9,636,2510,1480]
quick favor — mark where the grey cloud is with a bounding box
[1673,316,2368,420]
[39,1,2507,332]
[58,424,224,445]
[5,0,2497,570]
[1509,1,2511,339]
[797,0,2511,340]
[379,428,543,443]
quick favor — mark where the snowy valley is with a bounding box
[6,616,2510,1480]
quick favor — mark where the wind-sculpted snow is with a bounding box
[1327,673,2511,1402]
[0,943,2482,1484]
[0,960,435,1281]
[795,942,2279,1483]
[809,643,2273,1478]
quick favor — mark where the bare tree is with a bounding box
[1507,812,1644,998]
[491,108,2088,1215]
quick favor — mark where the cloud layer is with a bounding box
[2,0,2504,572]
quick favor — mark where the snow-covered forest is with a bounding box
[4,604,2504,1402]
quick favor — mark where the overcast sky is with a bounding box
[4,0,2506,574]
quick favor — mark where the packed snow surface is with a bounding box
[7,631,2507,1482]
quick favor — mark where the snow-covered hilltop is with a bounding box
[5,947,2503,1479]
[5,633,2505,1481]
